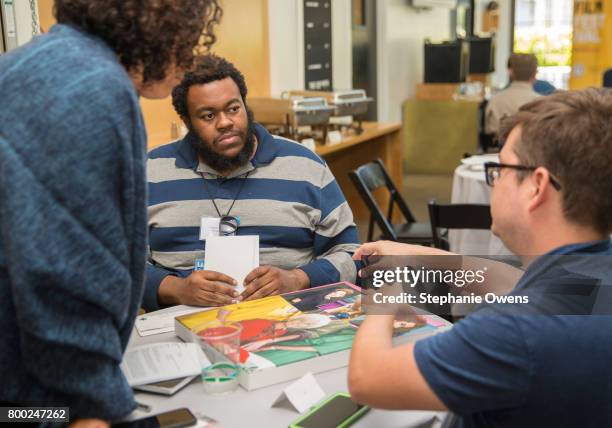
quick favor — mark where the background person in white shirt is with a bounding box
[485,53,541,135]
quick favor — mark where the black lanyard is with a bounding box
[201,171,250,218]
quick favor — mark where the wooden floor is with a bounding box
[355,173,453,243]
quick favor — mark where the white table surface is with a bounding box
[127,328,447,428]
[449,159,512,257]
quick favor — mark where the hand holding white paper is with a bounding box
[205,235,259,293]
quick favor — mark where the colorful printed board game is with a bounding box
[175,282,449,390]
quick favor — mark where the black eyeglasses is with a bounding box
[219,216,239,236]
[484,162,562,191]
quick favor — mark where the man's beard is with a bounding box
[188,110,256,173]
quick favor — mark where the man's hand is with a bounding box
[69,419,109,428]
[354,241,456,281]
[158,270,238,306]
[240,266,309,301]
[353,240,448,260]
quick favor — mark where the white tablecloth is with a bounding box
[449,157,512,256]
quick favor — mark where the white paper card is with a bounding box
[204,235,259,294]
[199,217,221,240]
[271,372,325,414]
[135,305,211,337]
[327,130,343,146]
[121,342,202,386]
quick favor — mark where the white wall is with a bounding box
[492,0,513,88]
[376,0,452,122]
[331,0,352,91]
[268,0,303,96]
[8,0,39,48]
[473,0,485,36]
[268,0,352,96]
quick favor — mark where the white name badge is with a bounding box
[199,217,221,240]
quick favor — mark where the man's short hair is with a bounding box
[507,53,538,81]
[55,0,222,84]
[172,55,248,119]
[499,88,612,235]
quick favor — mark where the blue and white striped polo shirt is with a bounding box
[143,123,360,310]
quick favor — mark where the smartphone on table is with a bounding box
[290,393,370,428]
[134,375,197,396]
[112,408,197,428]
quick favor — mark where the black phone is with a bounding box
[113,408,197,428]
[133,375,197,396]
[290,393,369,428]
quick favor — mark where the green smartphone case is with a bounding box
[289,392,370,428]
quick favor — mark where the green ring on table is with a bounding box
[202,362,240,383]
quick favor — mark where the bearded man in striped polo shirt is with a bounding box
[144,55,360,311]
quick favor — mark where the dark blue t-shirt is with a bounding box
[414,240,612,427]
[533,79,556,95]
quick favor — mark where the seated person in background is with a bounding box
[349,88,612,427]
[486,53,541,135]
[144,55,359,311]
[503,56,556,95]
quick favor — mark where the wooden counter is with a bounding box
[315,122,402,223]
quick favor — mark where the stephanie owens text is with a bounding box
[372,292,529,305]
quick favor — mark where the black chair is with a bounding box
[428,200,492,250]
[478,99,498,153]
[604,69,612,88]
[348,159,434,245]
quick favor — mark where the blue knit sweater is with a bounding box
[0,25,147,420]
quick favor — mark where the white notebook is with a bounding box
[121,342,208,386]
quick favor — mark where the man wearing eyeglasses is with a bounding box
[348,88,612,427]
[143,55,360,311]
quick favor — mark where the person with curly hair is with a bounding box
[0,0,221,425]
